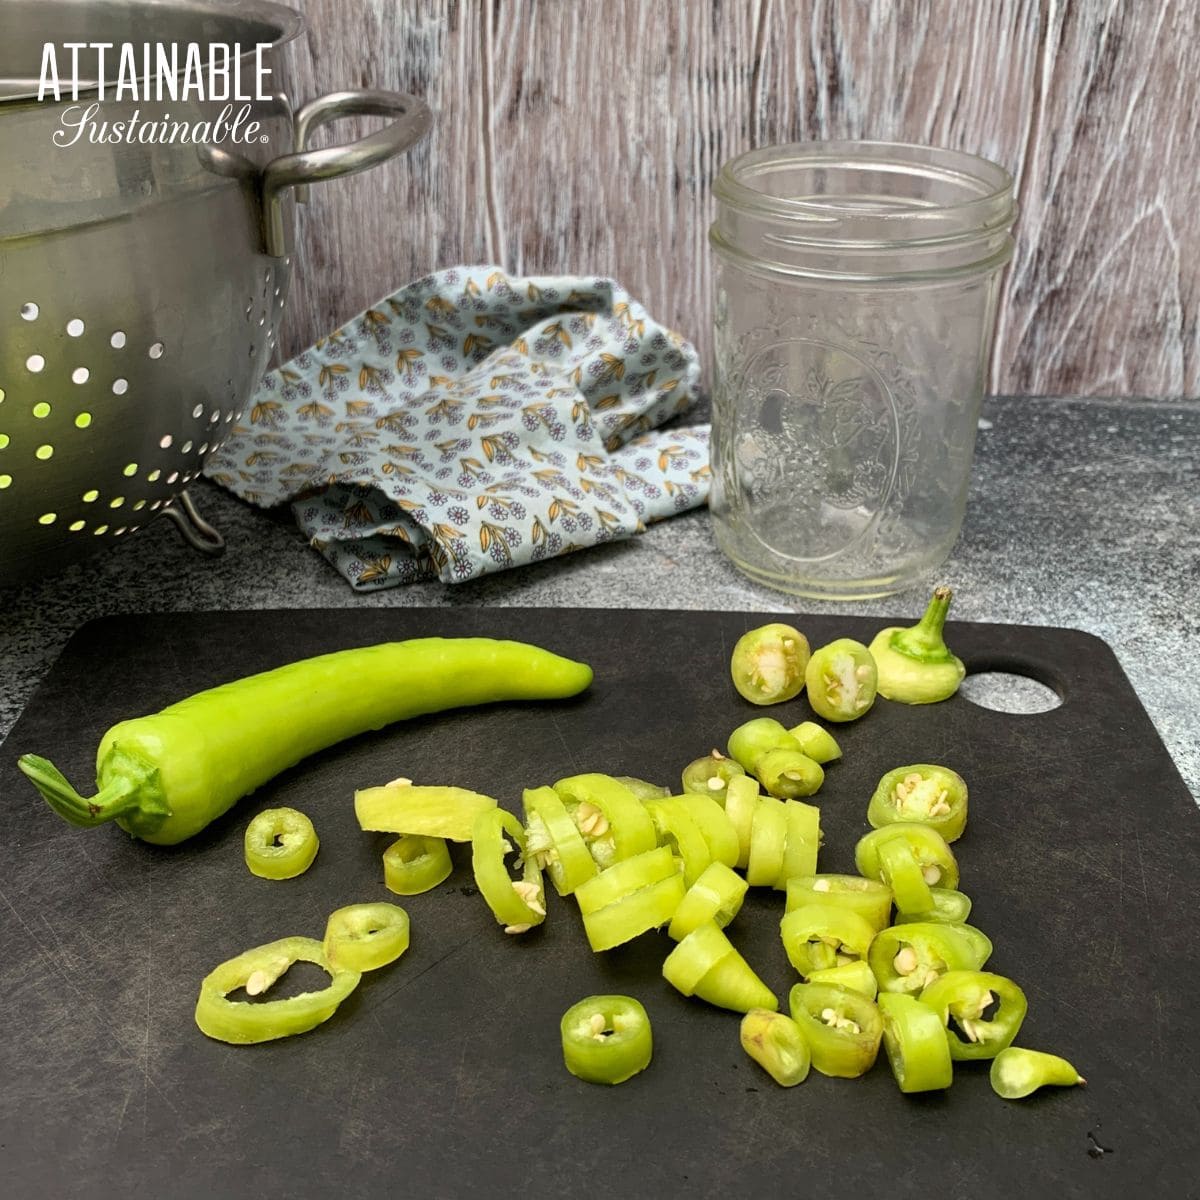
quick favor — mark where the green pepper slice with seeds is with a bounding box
[804,639,878,723]
[855,824,960,896]
[807,960,879,1000]
[878,992,954,1092]
[894,887,972,925]
[788,982,883,1078]
[681,752,746,804]
[194,936,361,1045]
[522,786,597,896]
[561,995,653,1085]
[868,922,988,994]
[730,623,811,705]
[755,748,825,799]
[471,808,546,935]
[781,903,876,977]
[555,774,657,868]
[868,764,969,843]
[920,970,1028,1061]
[243,807,319,880]
[383,835,452,896]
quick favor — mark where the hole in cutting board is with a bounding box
[959,671,1062,714]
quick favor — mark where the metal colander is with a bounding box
[0,0,430,584]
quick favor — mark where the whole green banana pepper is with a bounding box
[18,637,593,845]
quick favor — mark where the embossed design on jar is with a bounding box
[725,338,899,562]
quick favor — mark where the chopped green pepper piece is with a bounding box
[355,784,497,843]
[745,795,787,887]
[382,834,453,896]
[581,873,686,952]
[243,807,319,880]
[644,799,712,885]
[807,961,879,1000]
[555,774,657,867]
[668,861,749,941]
[561,995,653,1085]
[788,982,883,1078]
[868,764,969,842]
[21,638,592,845]
[613,776,671,801]
[804,639,878,723]
[724,774,760,870]
[990,1047,1086,1099]
[672,793,740,867]
[786,721,842,764]
[777,800,822,887]
[574,847,678,915]
[894,887,972,925]
[920,970,1028,1061]
[471,808,546,934]
[785,874,893,932]
[740,1009,811,1086]
[726,717,800,774]
[680,752,745,804]
[522,786,597,896]
[878,993,954,1092]
[194,936,361,1045]
[663,922,777,1013]
[869,922,987,994]
[323,902,410,972]
[869,586,966,705]
[730,623,811,705]
[855,824,960,896]
[755,748,824,799]
[781,903,876,977]
[876,837,934,914]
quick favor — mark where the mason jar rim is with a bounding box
[713,140,1014,243]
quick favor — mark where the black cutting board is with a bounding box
[1,609,1196,1200]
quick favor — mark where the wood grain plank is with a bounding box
[273,0,1197,399]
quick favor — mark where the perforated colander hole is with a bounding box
[114,527,127,536]
[159,435,173,449]
[38,512,56,525]
[109,497,124,508]
[123,462,138,476]
[32,402,51,418]
[132,500,147,511]
[0,387,6,404]
[0,434,8,449]
[0,475,11,489]
[147,469,162,482]
[35,444,53,460]
[150,500,163,510]
[66,319,85,337]
[26,354,45,373]
[209,410,221,423]
[82,489,98,502]
[72,367,90,385]
[192,404,204,419]
[167,471,179,484]
[69,520,85,532]
[274,287,281,298]
[75,412,92,428]
[148,342,165,359]
[20,302,39,321]
[113,378,128,395]
[199,442,209,454]
[111,331,126,349]
[93,525,108,536]
[182,440,194,453]
[225,412,234,423]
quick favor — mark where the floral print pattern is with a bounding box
[205,268,709,589]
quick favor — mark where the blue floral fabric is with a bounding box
[205,267,710,589]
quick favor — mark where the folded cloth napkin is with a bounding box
[205,267,710,589]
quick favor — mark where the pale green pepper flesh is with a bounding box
[878,992,954,1092]
[561,995,653,1085]
[786,875,893,932]
[243,807,319,880]
[730,623,811,705]
[740,1009,811,1086]
[681,752,746,804]
[990,1047,1086,1099]
[868,764,969,842]
[920,970,1028,1061]
[804,639,878,723]
[869,586,966,705]
[323,902,411,973]
[788,982,883,1078]
[383,835,453,896]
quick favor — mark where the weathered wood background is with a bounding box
[280,0,1200,400]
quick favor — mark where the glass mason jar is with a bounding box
[709,141,1015,599]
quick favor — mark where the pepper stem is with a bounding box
[17,755,142,828]
[890,586,956,663]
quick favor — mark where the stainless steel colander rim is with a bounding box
[0,0,305,104]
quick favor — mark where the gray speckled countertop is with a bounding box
[1,395,1197,798]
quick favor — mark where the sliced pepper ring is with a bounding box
[855,824,960,892]
[723,774,760,869]
[920,969,1029,1061]
[868,764,968,843]
[788,982,883,1078]
[663,922,777,1013]
[561,994,653,1085]
[323,902,411,972]
[243,807,319,880]
[667,861,749,941]
[777,800,822,888]
[574,847,678,916]
[671,793,740,868]
[644,799,712,885]
[581,873,686,952]
[894,887,972,926]
[878,992,954,1092]
[471,808,546,933]
[522,785,597,896]
[785,874,893,932]
[554,773,658,867]
[780,903,876,977]
[383,834,452,896]
[868,922,982,995]
[746,795,787,887]
[194,936,361,1045]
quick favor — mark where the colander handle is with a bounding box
[261,90,432,257]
